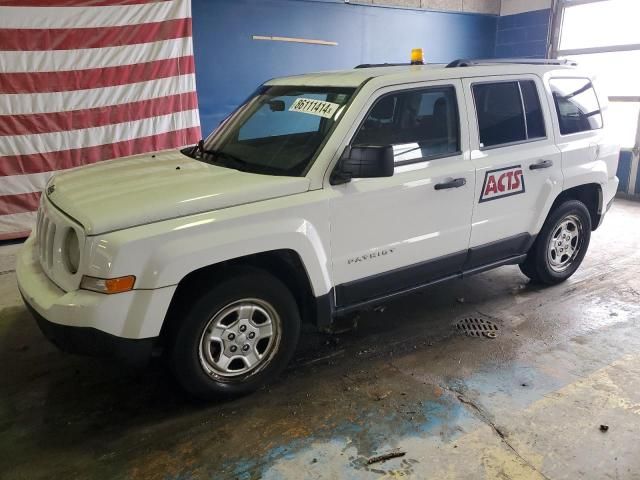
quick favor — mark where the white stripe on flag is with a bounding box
[0,37,192,74]
[0,211,37,235]
[0,1,190,29]
[2,109,200,156]
[2,74,196,115]
[0,171,53,196]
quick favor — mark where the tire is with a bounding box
[519,200,592,285]
[169,267,301,400]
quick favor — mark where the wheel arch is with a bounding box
[550,183,603,230]
[159,249,331,348]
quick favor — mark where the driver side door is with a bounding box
[329,80,475,309]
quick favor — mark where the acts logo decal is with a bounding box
[479,165,525,203]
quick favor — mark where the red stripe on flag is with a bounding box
[0,126,201,178]
[0,55,194,94]
[0,230,31,242]
[0,18,191,52]
[0,92,198,136]
[0,1,166,5]
[0,192,41,216]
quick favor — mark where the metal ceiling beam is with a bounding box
[558,43,640,56]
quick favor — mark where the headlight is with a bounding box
[62,228,80,274]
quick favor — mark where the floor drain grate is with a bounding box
[456,317,499,339]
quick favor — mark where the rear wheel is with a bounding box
[170,268,301,399]
[519,200,591,285]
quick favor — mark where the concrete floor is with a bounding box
[1,199,640,480]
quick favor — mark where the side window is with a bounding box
[472,80,547,148]
[352,86,460,164]
[549,78,603,135]
[520,80,546,139]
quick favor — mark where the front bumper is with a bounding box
[17,235,176,362]
[24,298,155,366]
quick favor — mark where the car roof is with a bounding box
[265,62,580,88]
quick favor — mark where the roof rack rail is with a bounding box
[446,58,577,68]
[355,62,410,69]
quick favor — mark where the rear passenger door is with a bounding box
[462,75,563,268]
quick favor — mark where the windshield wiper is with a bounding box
[201,147,250,170]
[190,139,250,171]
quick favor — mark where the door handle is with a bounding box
[434,178,466,190]
[529,159,554,170]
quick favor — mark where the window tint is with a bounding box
[550,78,603,135]
[353,86,459,164]
[520,80,546,139]
[473,82,526,147]
[473,80,548,148]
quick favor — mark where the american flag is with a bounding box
[0,0,201,240]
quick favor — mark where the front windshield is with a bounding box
[194,85,355,176]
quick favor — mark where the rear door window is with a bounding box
[520,80,546,139]
[472,79,547,148]
[549,78,603,135]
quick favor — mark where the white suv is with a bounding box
[17,58,619,398]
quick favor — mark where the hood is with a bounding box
[47,149,311,235]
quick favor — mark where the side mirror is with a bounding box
[332,145,394,184]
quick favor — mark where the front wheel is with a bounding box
[519,200,591,285]
[170,268,301,400]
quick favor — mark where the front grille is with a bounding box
[35,198,84,293]
[37,210,56,269]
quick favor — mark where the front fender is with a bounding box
[85,195,333,298]
[150,217,331,295]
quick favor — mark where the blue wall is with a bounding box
[192,0,498,135]
[495,9,550,59]
[617,150,632,193]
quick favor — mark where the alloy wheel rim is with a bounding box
[198,299,281,379]
[547,214,583,273]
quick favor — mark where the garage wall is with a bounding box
[343,0,500,15]
[617,150,633,194]
[192,0,498,135]
[495,0,551,58]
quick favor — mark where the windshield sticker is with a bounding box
[289,98,341,119]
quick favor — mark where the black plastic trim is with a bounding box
[335,250,467,307]
[314,290,335,329]
[446,58,576,68]
[334,254,527,316]
[355,63,410,69]
[464,233,535,270]
[328,233,535,318]
[24,297,155,367]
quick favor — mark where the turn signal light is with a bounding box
[81,275,136,294]
[411,48,425,65]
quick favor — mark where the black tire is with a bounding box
[170,267,301,400]
[519,200,591,285]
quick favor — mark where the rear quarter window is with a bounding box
[549,78,603,135]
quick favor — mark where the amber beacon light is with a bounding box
[410,48,425,65]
